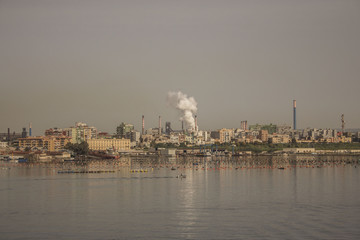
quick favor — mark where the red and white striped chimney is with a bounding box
[142,115,145,135]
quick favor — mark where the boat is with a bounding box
[176,173,186,178]
[18,158,28,163]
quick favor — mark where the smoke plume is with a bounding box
[167,91,198,129]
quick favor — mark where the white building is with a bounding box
[0,142,8,148]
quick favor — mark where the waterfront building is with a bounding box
[87,138,130,151]
[18,136,71,151]
[283,148,315,153]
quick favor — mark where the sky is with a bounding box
[0,0,359,136]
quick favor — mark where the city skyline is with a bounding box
[1,0,360,135]
[1,109,358,138]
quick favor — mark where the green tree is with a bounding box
[65,142,89,156]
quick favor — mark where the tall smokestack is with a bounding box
[29,122,32,137]
[293,100,297,130]
[341,114,345,135]
[142,115,145,135]
[241,121,248,131]
[158,116,161,135]
[195,115,198,132]
[7,128,10,141]
[182,121,184,131]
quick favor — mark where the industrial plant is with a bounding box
[1,99,359,161]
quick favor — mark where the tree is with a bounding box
[65,142,89,156]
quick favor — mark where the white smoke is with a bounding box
[167,91,198,129]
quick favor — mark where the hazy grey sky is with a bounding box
[1,0,359,135]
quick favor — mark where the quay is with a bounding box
[58,170,116,174]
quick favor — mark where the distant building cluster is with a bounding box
[0,117,359,153]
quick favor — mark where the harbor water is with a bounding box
[1,156,360,239]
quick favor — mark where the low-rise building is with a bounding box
[169,134,180,144]
[141,134,154,143]
[87,138,130,151]
[18,136,71,151]
[283,148,315,153]
[160,149,176,156]
[269,134,291,144]
[0,142,8,148]
[337,136,352,143]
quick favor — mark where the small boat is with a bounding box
[278,167,285,170]
[176,173,186,179]
[18,158,28,163]
[171,167,176,170]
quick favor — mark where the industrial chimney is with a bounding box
[158,116,161,135]
[195,115,198,132]
[29,122,32,137]
[142,115,145,135]
[293,100,297,130]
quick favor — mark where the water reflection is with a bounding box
[1,154,360,176]
[1,155,360,239]
[175,172,198,239]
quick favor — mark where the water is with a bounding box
[1,157,360,239]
